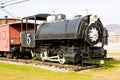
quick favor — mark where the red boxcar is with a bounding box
[0,22,21,52]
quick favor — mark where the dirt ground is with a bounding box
[92,52,120,80]
[93,69,120,80]
[107,52,120,60]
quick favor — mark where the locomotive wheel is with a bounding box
[74,54,81,63]
[58,55,66,64]
[11,52,19,59]
[40,51,48,62]
[0,52,4,57]
[32,53,39,60]
[6,53,12,59]
[57,50,66,64]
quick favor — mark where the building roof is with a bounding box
[0,18,20,20]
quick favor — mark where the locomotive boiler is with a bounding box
[20,13,108,64]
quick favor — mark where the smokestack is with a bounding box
[5,16,8,24]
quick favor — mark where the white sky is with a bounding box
[0,0,120,25]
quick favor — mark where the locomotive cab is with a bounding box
[20,14,51,58]
[21,14,51,47]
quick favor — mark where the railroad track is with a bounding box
[0,57,100,72]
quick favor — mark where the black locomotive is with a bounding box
[20,13,108,64]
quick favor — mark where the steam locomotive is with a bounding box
[20,13,108,64]
[0,13,108,64]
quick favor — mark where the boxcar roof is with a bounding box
[22,13,51,21]
[0,21,36,27]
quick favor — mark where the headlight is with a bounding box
[93,15,98,21]
[90,15,98,24]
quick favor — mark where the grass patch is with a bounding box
[0,62,95,80]
[101,59,120,68]
[0,59,120,80]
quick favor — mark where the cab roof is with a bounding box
[22,13,51,21]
